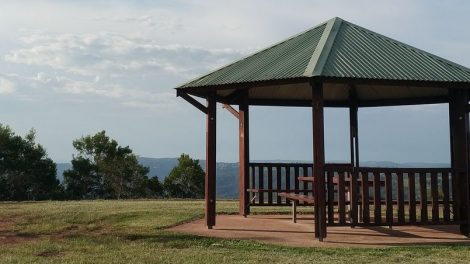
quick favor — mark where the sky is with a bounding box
[0,0,469,164]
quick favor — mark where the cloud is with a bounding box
[0,76,15,94]
[5,32,243,77]
[3,31,245,109]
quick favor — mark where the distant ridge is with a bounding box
[56,157,449,199]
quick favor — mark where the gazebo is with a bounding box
[175,17,470,241]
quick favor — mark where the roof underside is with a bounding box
[177,17,470,106]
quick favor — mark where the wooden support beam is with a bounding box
[349,87,359,226]
[177,91,208,114]
[238,92,250,216]
[225,89,248,104]
[449,89,470,236]
[223,104,240,119]
[205,93,217,229]
[311,81,326,241]
[246,96,448,108]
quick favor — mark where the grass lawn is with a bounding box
[0,200,469,263]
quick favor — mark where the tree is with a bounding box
[64,131,150,199]
[147,176,163,198]
[0,125,60,201]
[164,154,205,198]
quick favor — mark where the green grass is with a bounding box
[0,200,469,263]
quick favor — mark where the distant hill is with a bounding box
[56,158,449,199]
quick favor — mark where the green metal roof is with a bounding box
[178,17,470,89]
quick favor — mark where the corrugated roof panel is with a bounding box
[177,17,470,90]
[179,23,326,88]
[321,21,470,82]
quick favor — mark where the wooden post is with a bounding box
[206,93,217,229]
[239,91,250,216]
[449,89,469,236]
[311,81,326,240]
[349,87,360,226]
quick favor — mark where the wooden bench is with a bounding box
[247,188,313,206]
[278,192,314,223]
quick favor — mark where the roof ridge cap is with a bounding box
[303,17,343,77]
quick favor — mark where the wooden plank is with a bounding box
[431,172,439,223]
[420,172,428,223]
[409,172,417,224]
[385,172,393,225]
[449,89,470,235]
[278,192,315,204]
[397,172,405,224]
[350,169,358,226]
[294,166,300,194]
[267,166,273,205]
[443,171,451,222]
[276,166,282,204]
[178,91,208,114]
[247,189,313,193]
[286,166,291,193]
[238,95,249,216]
[361,171,370,224]
[327,170,335,224]
[205,94,216,228]
[303,166,310,203]
[312,81,326,240]
[250,166,255,192]
[223,104,239,119]
[258,166,264,205]
[338,172,346,224]
[373,172,381,224]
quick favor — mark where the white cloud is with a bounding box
[4,32,244,77]
[0,76,15,94]
[2,31,245,109]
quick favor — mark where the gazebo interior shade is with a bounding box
[177,17,470,106]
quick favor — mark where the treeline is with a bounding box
[0,125,205,201]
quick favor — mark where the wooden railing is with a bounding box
[350,167,455,226]
[248,162,313,206]
[248,163,457,226]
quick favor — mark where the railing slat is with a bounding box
[443,171,450,221]
[303,166,310,205]
[431,172,439,223]
[294,166,300,195]
[419,172,428,223]
[276,166,281,204]
[267,166,273,205]
[373,172,381,224]
[327,170,335,224]
[338,172,346,224]
[350,169,358,226]
[397,172,405,224]
[409,172,417,224]
[385,172,393,225]
[258,166,264,205]
[285,166,290,196]
[361,171,370,223]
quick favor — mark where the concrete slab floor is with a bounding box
[168,214,470,248]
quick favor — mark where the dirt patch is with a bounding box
[0,219,13,230]
[0,217,75,245]
[37,250,62,258]
[0,233,38,245]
